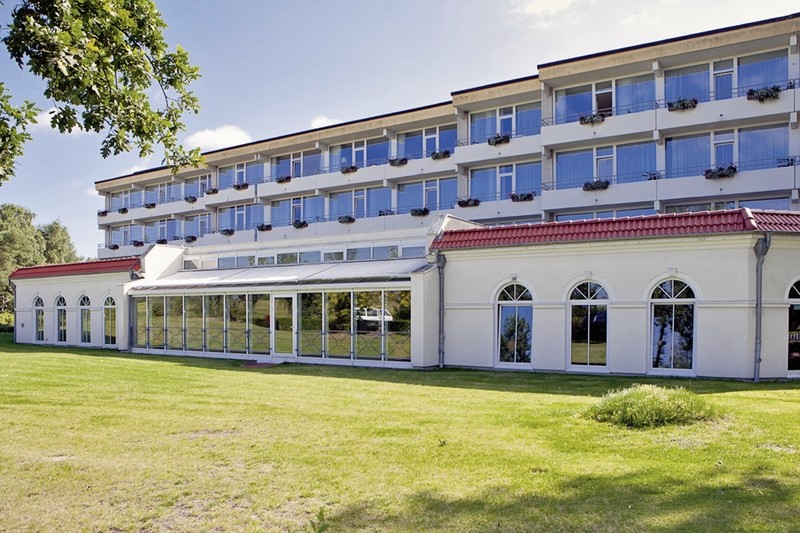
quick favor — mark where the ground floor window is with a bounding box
[79,295,91,344]
[34,297,44,341]
[103,296,116,345]
[56,296,67,343]
[789,280,800,371]
[497,283,533,364]
[570,282,608,366]
[651,280,695,370]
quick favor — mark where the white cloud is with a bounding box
[31,107,93,136]
[310,115,343,129]
[120,157,155,175]
[184,125,252,152]
[510,0,587,27]
[85,186,99,197]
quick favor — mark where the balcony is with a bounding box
[542,105,657,149]
[203,183,258,207]
[453,132,541,167]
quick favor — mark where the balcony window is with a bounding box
[616,141,656,184]
[515,162,541,195]
[271,196,322,226]
[302,150,321,176]
[665,134,710,179]
[144,183,168,205]
[397,177,457,213]
[471,163,540,200]
[184,174,211,198]
[615,74,656,113]
[555,85,592,124]
[738,123,788,172]
[714,131,734,167]
[471,105,539,141]
[737,49,788,94]
[110,190,130,211]
[220,204,263,230]
[184,213,210,237]
[330,141,371,169]
[596,147,613,181]
[397,182,422,214]
[398,130,423,160]
[555,149,593,189]
[438,124,457,153]
[515,103,541,136]
[665,64,709,103]
[366,187,391,217]
[470,110,496,143]
[366,138,390,166]
[713,60,733,100]
[470,167,496,201]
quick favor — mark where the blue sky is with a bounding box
[1,0,798,258]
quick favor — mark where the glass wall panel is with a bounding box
[274,297,294,354]
[571,304,607,366]
[166,296,184,350]
[326,292,352,358]
[516,102,541,135]
[298,293,323,356]
[665,64,709,103]
[470,167,496,201]
[397,182,423,214]
[615,74,655,113]
[385,291,411,361]
[366,187,391,217]
[516,162,541,194]
[665,134,710,178]
[470,110,496,143]
[498,305,532,363]
[227,294,248,353]
[184,296,203,351]
[302,150,321,176]
[555,85,591,124]
[438,124,457,153]
[652,304,694,369]
[738,123,788,171]
[366,138,390,166]
[617,141,657,183]
[738,49,788,94]
[790,297,800,371]
[205,295,225,353]
[355,291,383,359]
[329,191,353,218]
[249,294,270,354]
[439,177,457,209]
[556,149,592,189]
[134,297,147,347]
[399,130,423,159]
[148,296,165,349]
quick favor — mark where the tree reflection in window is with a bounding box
[498,283,533,363]
[788,280,800,371]
[651,280,695,370]
[570,282,608,366]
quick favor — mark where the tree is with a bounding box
[0,204,45,313]
[0,0,203,185]
[39,220,80,264]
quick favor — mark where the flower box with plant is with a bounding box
[97,209,109,217]
[704,164,737,180]
[205,187,219,195]
[378,209,394,217]
[487,133,511,146]
[388,157,408,167]
[184,195,197,203]
[579,113,605,125]
[156,238,168,245]
[431,150,451,160]
[340,165,358,174]
[510,192,535,202]
[107,243,119,250]
[746,85,782,103]
[457,198,481,208]
[666,97,698,111]
[143,202,156,209]
[256,223,272,232]
[293,220,309,229]
[410,207,430,217]
[338,215,356,224]
[233,182,249,191]
[583,179,610,191]
[117,207,129,214]
[184,235,197,243]
[132,240,144,247]
[645,171,661,181]
[275,175,292,184]
[220,228,235,236]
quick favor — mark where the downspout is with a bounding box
[436,251,446,368]
[9,279,16,344]
[753,234,771,383]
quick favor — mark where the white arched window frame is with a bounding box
[55,296,67,343]
[79,295,91,344]
[650,279,695,371]
[569,281,609,367]
[497,283,533,364]
[103,296,117,346]
[787,280,800,372]
[33,297,44,342]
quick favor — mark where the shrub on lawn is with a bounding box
[585,384,717,428]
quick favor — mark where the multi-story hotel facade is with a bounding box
[11,13,800,379]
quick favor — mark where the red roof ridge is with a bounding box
[10,256,141,280]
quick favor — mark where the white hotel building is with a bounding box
[11,13,800,380]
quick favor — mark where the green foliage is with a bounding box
[585,384,718,428]
[308,508,329,533]
[0,311,14,326]
[0,0,203,184]
[0,204,46,314]
[39,220,80,264]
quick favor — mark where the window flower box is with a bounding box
[645,171,661,181]
[256,223,272,232]
[746,85,781,103]
[143,202,156,209]
[107,243,119,250]
[583,179,610,191]
[132,240,144,247]
[341,165,358,174]
[457,198,481,207]
[156,238,168,245]
[275,175,292,184]
[487,134,511,146]
[220,228,235,236]
[338,215,356,224]
[293,220,308,229]
[184,195,197,203]
[184,235,197,243]
[431,150,450,160]
[205,187,219,195]
[378,209,394,217]
[233,182,249,191]
[410,207,430,217]
[388,157,408,167]
[667,97,698,111]
[704,164,737,180]
[98,209,109,217]
[117,207,129,214]
[579,113,605,125]
[510,192,535,202]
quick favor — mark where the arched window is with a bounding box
[570,281,608,366]
[33,297,44,342]
[497,283,533,364]
[79,295,91,344]
[651,280,695,370]
[788,281,800,371]
[55,296,67,343]
[103,296,117,346]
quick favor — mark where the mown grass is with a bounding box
[1,334,800,531]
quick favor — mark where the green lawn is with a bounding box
[1,334,799,532]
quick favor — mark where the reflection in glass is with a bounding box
[274,297,294,354]
[498,305,532,363]
[249,294,271,354]
[185,296,203,351]
[205,295,224,352]
[326,292,352,358]
[299,293,323,356]
[227,294,248,353]
[385,291,411,361]
[148,296,165,348]
[166,296,183,350]
[355,292,383,359]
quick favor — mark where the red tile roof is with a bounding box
[10,257,141,280]
[430,209,800,251]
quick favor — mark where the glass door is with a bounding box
[273,296,295,355]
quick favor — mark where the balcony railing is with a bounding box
[456,127,540,147]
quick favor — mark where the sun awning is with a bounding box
[127,258,430,293]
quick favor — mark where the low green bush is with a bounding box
[585,384,717,428]
[0,311,13,326]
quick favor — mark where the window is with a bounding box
[145,219,180,242]
[616,141,656,183]
[615,74,656,113]
[570,282,608,366]
[651,280,695,370]
[471,104,540,142]
[398,125,457,159]
[737,49,788,95]
[738,123,788,171]
[329,187,391,219]
[714,131,734,167]
[555,85,592,124]
[665,134,710,179]
[184,213,210,238]
[397,177,457,213]
[272,150,321,179]
[79,295,91,343]
[184,174,211,198]
[34,297,44,341]
[471,162,541,201]
[271,196,323,226]
[220,204,264,230]
[665,64,709,103]
[595,147,613,181]
[218,162,263,189]
[103,296,116,345]
[144,182,172,205]
[713,60,733,100]
[555,149,593,189]
[110,190,130,211]
[516,102,541,136]
[497,283,533,364]
[329,140,374,169]
[789,280,800,371]
[55,296,67,343]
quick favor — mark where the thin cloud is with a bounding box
[184,125,252,152]
[85,186,99,197]
[310,115,343,129]
[30,107,93,136]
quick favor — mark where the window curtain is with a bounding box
[665,134,709,178]
[615,74,656,113]
[738,123,788,171]
[555,85,591,124]
[270,200,291,226]
[438,177,457,209]
[366,187,391,217]
[470,167,496,201]
[738,49,788,94]
[515,103,541,136]
[470,111,496,143]
[515,162,542,194]
[665,64,710,103]
[303,197,324,222]
[617,142,656,183]
[397,182,423,213]
[555,149,592,189]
